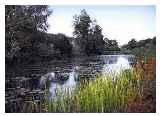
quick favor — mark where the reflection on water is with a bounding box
[102,56,131,75]
[5,55,136,112]
[49,68,77,97]
[65,68,76,87]
[40,55,135,98]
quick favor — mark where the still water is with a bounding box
[43,55,135,97]
[5,55,136,112]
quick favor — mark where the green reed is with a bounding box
[45,68,141,112]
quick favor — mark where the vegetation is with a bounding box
[5,6,156,113]
[104,38,121,54]
[5,6,73,64]
[45,57,156,112]
[5,5,52,59]
[46,33,73,56]
[121,37,156,57]
[6,6,154,62]
[73,9,105,55]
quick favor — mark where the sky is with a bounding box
[47,5,155,45]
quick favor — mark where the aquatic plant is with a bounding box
[5,57,155,112]
[45,70,136,112]
[45,57,156,112]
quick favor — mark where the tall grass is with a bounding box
[45,70,138,112]
[45,57,156,113]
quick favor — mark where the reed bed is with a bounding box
[45,57,156,113]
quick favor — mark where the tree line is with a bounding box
[5,5,155,63]
[121,37,156,57]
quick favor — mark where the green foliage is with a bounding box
[45,69,139,112]
[5,6,155,62]
[46,33,73,55]
[103,38,120,54]
[45,58,156,112]
[87,24,105,55]
[73,9,105,55]
[73,9,92,38]
[5,5,52,59]
[127,39,137,49]
[121,37,156,57]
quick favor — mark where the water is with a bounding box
[102,56,132,74]
[5,55,136,112]
[45,55,135,97]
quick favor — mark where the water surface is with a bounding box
[5,55,136,112]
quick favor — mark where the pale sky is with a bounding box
[47,5,155,45]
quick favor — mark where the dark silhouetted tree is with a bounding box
[73,9,105,55]
[127,39,137,49]
[5,5,52,59]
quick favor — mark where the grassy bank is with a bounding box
[45,57,156,112]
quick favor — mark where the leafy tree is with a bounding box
[73,9,104,55]
[121,37,156,57]
[73,9,92,38]
[152,36,156,45]
[53,33,72,55]
[73,9,92,54]
[103,38,120,54]
[43,33,73,56]
[88,24,104,54]
[127,39,137,49]
[5,5,52,59]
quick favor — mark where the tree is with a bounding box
[73,9,105,55]
[127,39,137,49]
[152,36,156,45]
[73,9,92,54]
[73,9,91,38]
[54,33,72,55]
[5,5,52,59]
[103,38,120,54]
[88,24,104,54]
[121,37,156,57]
